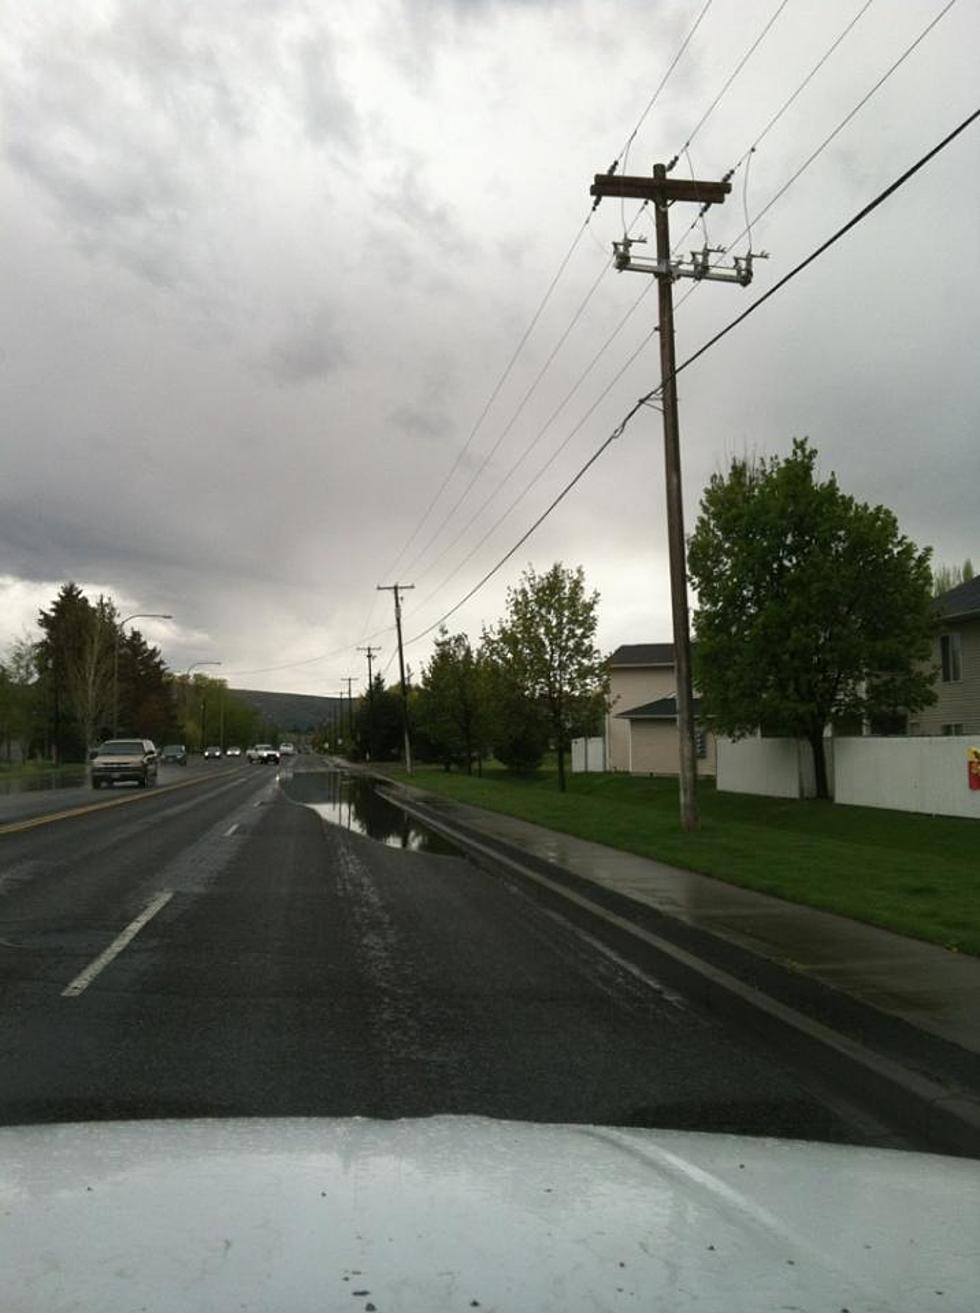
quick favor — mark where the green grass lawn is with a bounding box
[387,763,980,956]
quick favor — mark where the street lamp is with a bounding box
[186,662,222,751]
[114,612,173,736]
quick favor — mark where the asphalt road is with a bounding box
[0,756,908,1145]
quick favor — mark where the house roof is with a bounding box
[935,575,980,622]
[608,643,677,668]
[616,695,703,721]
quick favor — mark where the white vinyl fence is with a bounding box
[718,734,980,819]
[571,736,607,773]
[716,735,829,799]
[835,736,980,819]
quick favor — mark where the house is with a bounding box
[909,575,980,736]
[605,643,716,775]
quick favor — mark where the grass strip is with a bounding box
[388,765,980,956]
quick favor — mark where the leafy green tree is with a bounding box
[483,563,607,791]
[687,439,936,799]
[483,655,550,773]
[0,637,42,762]
[117,628,178,741]
[352,676,403,761]
[36,584,117,758]
[415,629,489,773]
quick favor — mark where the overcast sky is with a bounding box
[2,0,978,694]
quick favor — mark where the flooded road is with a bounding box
[283,769,460,856]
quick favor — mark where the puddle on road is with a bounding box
[0,767,86,795]
[285,770,460,856]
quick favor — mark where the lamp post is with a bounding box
[114,612,173,736]
[185,661,222,752]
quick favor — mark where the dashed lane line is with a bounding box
[61,890,174,998]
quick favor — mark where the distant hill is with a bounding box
[229,688,345,733]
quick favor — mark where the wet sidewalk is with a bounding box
[387,778,980,1058]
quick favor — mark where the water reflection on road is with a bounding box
[293,771,460,855]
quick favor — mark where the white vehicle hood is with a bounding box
[1,1116,977,1312]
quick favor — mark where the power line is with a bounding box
[711,0,959,259]
[616,0,715,173]
[409,282,655,594]
[668,104,980,385]
[667,0,793,171]
[405,397,650,647]
[378,215,594,585]
[670,0,877,257]
[387,0,719,591]
[407,320,657,620]
[401,252,614,580]
[403,106,980,648]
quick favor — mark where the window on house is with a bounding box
[940,632,962,682]
[942,723,964,736]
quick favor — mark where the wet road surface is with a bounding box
[0,757,908,1144]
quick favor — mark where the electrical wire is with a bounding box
[670,0,877,257]
[401,253,614,580]
[410,281,657,594]
[668,103,979,386]
[667,0,793,172]
[401,199,659,590]
[405,397,650,647]
[402,105,980,648]
[710,0,959,260]
[618,0,715,227]
[391,0,717,589]
[376,214,594,589]
[407,318,658,620]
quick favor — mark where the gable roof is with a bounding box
[935,575,980,622]
[616,695,703,720]
[608,643,677,668]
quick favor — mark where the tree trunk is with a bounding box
[557,741,566,792]
[808,731,831,801]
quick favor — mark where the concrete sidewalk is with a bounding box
[388,778,980,1059]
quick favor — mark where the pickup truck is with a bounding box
[248,744,280,764]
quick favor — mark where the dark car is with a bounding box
[203,746,223,760]
[160,744,188,766]
[90,739,158,789]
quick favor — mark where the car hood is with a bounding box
[1,1116,977,1311]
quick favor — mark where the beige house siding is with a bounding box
[912,619,980,735]
[607,666,675,771]
[627,721,717,776]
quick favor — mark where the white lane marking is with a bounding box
[61,890,174,998]
[224,823,239,837]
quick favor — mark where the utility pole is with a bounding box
[357,645,381,761]
[341,676,358,748]
[591,163,754,832]
[332,692,346,752]
[377,583,415,774]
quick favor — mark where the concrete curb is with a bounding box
[382,781,980,1160]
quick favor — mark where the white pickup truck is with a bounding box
[247,744,280,764]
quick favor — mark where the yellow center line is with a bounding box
[0,768,244,836]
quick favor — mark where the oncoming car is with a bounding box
[90,739,158,790]
[160,744,187,766]
[248,744,280,764]
[203,746,222,760]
